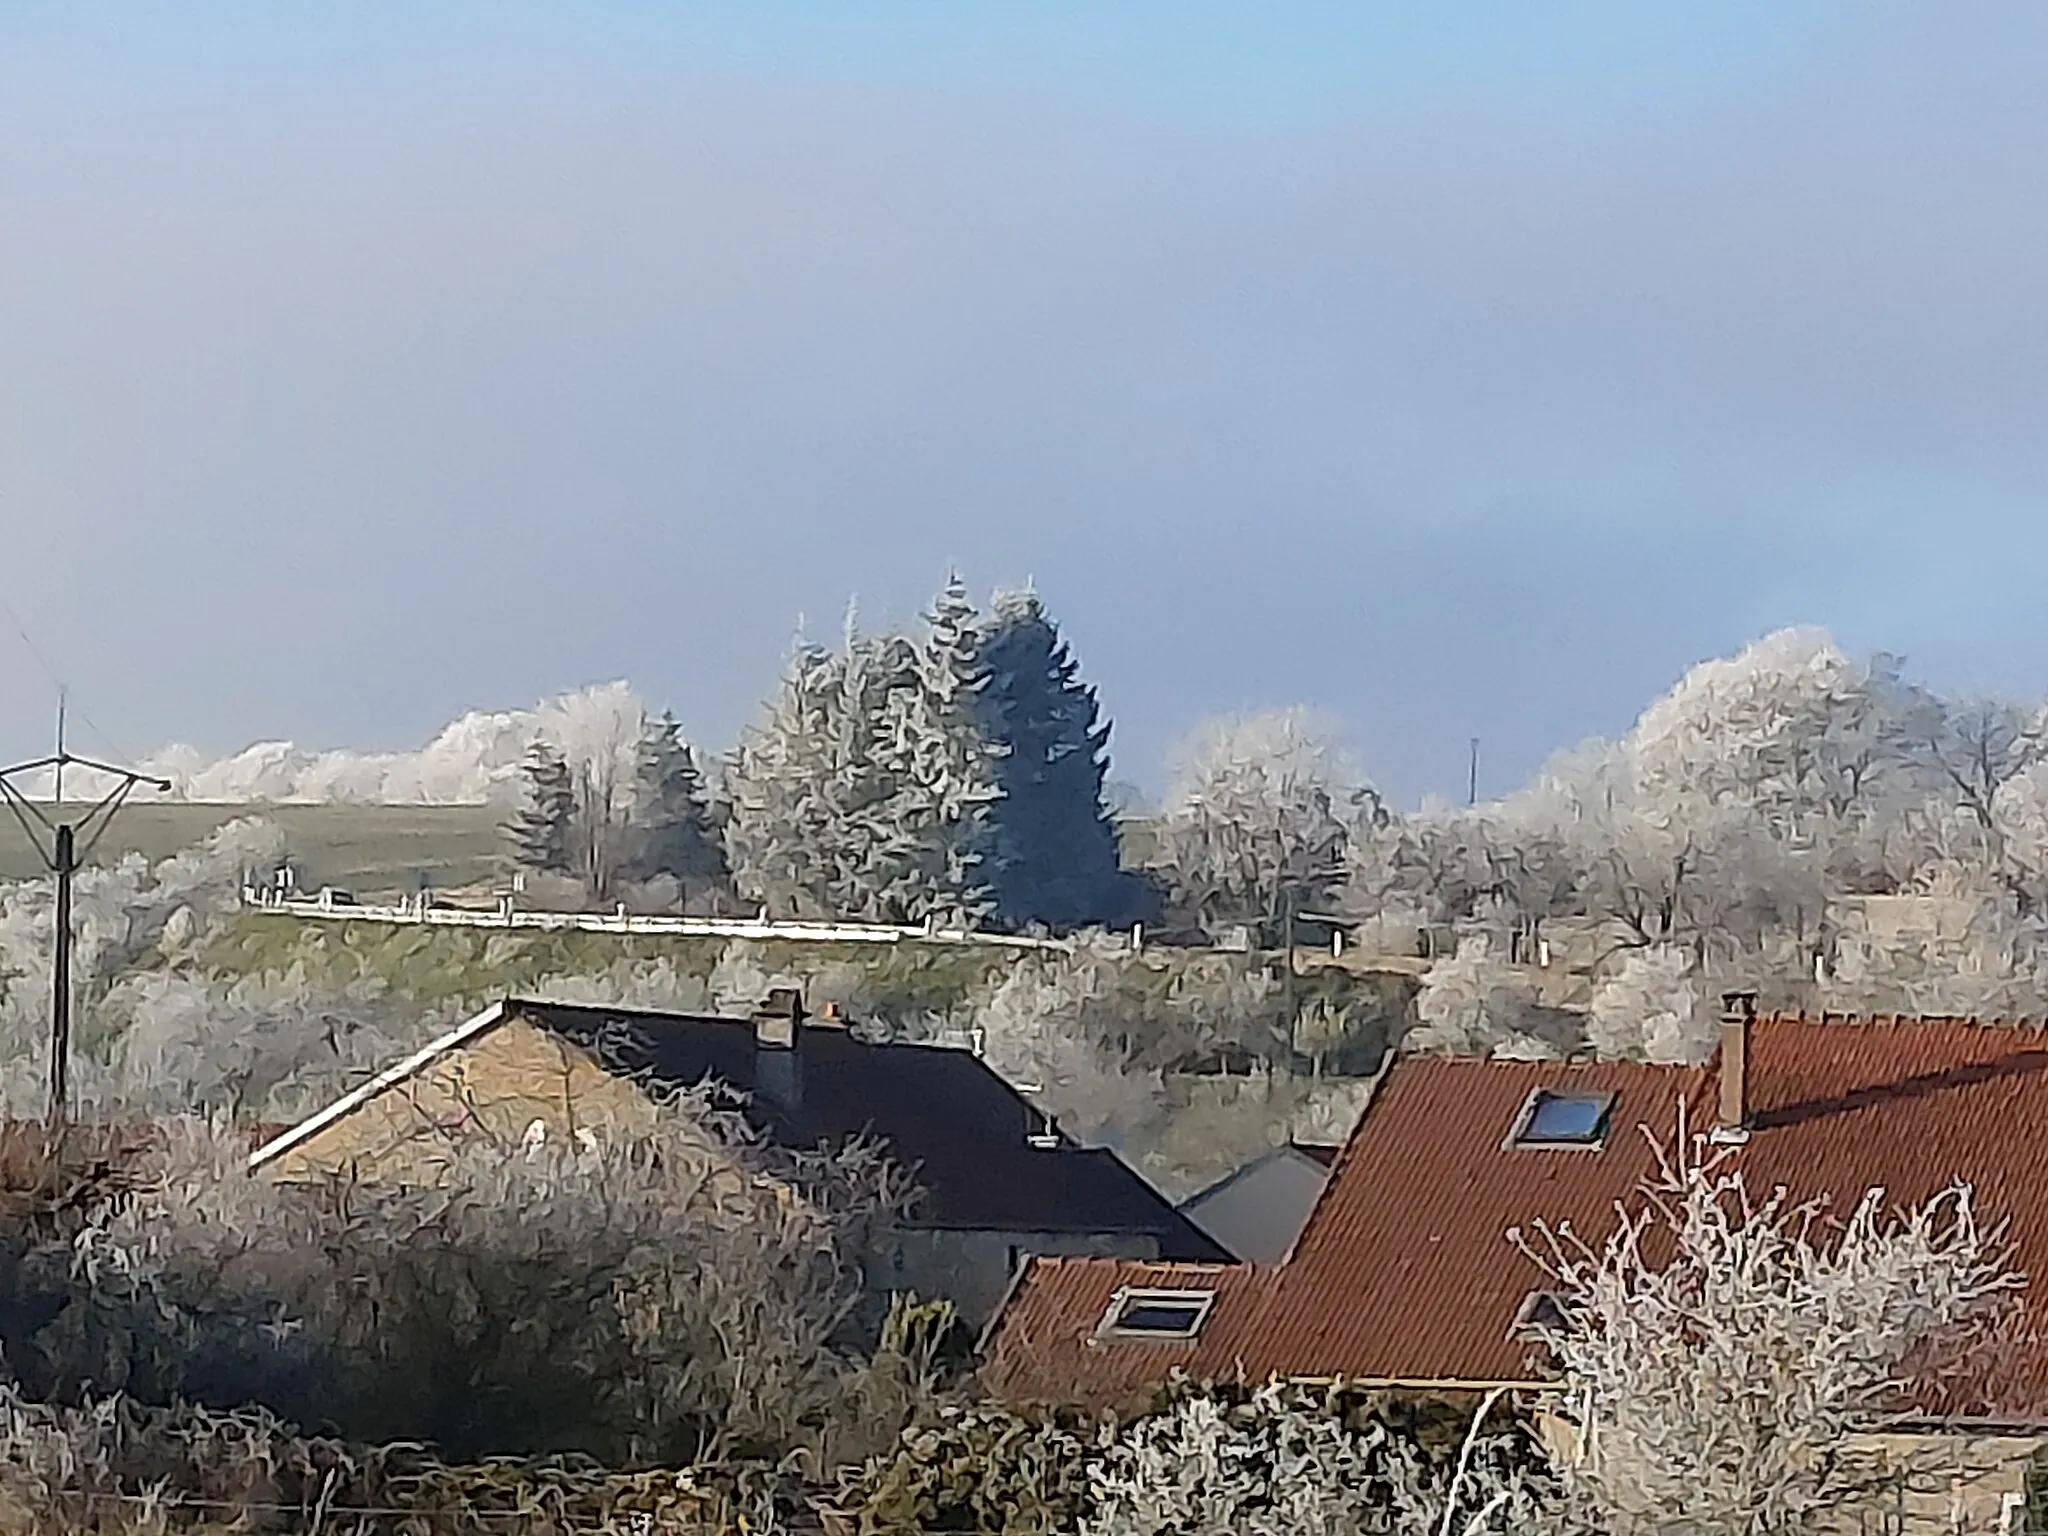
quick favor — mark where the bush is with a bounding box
[13,1099,935,1472]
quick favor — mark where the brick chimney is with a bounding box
[753,988,805,1119]
[1715,990,1758,1143]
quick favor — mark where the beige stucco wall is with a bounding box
[262,1015,664,1184]
[1835,1431,2044,1535]
[1532,1411,2044,1535]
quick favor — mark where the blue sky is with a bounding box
[4,3,2047,801]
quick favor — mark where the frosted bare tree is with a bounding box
[1514,1124,2020,1536]
[1157,708,1379,940]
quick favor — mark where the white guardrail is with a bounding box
[240,889,1101,954]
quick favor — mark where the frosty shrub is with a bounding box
[1517,1123,2020,1535]
[1080,1380,1571,1536]
[44,1097,931,1470]
[1155,708,1373,940]
[94,969,421,1121]
[1584,944,1711,1063]
[1407,938,1546,1058]
[970,941,1166,1149]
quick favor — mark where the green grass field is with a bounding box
[0,803,507,895]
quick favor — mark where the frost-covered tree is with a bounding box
[626,711,728,902]
[497,686,649,904]
[979,587,1129,930]
[725,642,844,919]
[1584,943,1711,1063]
[1517,1128,2019,1536]
[1406,937,1551,1058]
[890,575,1003,925]
[1156,709,1378,940]
[726,588,1005,927]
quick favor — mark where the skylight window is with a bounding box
[1097,1288,1216,1341]
[1511,1089,1615,1148]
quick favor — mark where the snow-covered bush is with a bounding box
[1081,1380,1569,1536]
[1585,944,1711,1063]
[43,1100,925,1469]
[1407,937,1547,1058]
[1517,1123,2020,1535]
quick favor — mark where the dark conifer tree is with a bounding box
[628,712,729,900]
[505,741,575,877]
[979,588,1130,930]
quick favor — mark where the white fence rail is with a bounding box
[240,889,1098,953]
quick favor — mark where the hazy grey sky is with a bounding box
[5,3,2048,802]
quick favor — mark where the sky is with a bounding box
[4,2,2048,804]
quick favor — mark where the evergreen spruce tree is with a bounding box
[505,741,575,878]
[979,587,1128,929]
[627,712,728,901]
[899,574,1003,925]
[725,643,846,918]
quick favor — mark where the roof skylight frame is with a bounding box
[1095,1286,1217,1342]
[1504,1087,1617,1151]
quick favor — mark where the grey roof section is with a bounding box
[1179,1144,1336,1265]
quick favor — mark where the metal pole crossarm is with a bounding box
[0,746,170,1131]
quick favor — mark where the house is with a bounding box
[1177,1142,1338,1264]
[982,1003,2048,1529]
[249,992,1226,1330]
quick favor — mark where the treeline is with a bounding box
[505,577,1140,932]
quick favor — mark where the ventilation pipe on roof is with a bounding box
[1714,991,1758,1145]
[753,989,804,1121]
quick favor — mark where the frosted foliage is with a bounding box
[0,818,286,1105]
[120,681,649,805]
[99,970,420,1120]
[1627,629,1931,843]
[63,1109,917,1468]
[1586,945,1710,1064]
[726,616,998,927]
[1993,762,2048,895]
[972,943,1163,1149]
[1408,938,1540,1057]
[1081,1382,1568,1536]
[1158,707,1367,930]
[1518,1130,2018,1536]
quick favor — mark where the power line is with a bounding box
[0,583,142,771]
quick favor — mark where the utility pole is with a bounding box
[0,706,169,1132]
[1467,736,1480,808]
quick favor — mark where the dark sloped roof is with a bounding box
[514,1000,1226,1254]
[984,1015,2048,1416]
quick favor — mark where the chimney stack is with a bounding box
[1715,990,1758,1142]
[753,988,805,1119]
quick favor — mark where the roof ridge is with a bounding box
[1764,1010,2048,1031]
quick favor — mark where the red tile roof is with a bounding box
[982,1016,2048,1416]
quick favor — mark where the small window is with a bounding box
[1512,1290,1574,1339]
[1097,1287,1216,1341]
[1511,1089,1615,1148]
